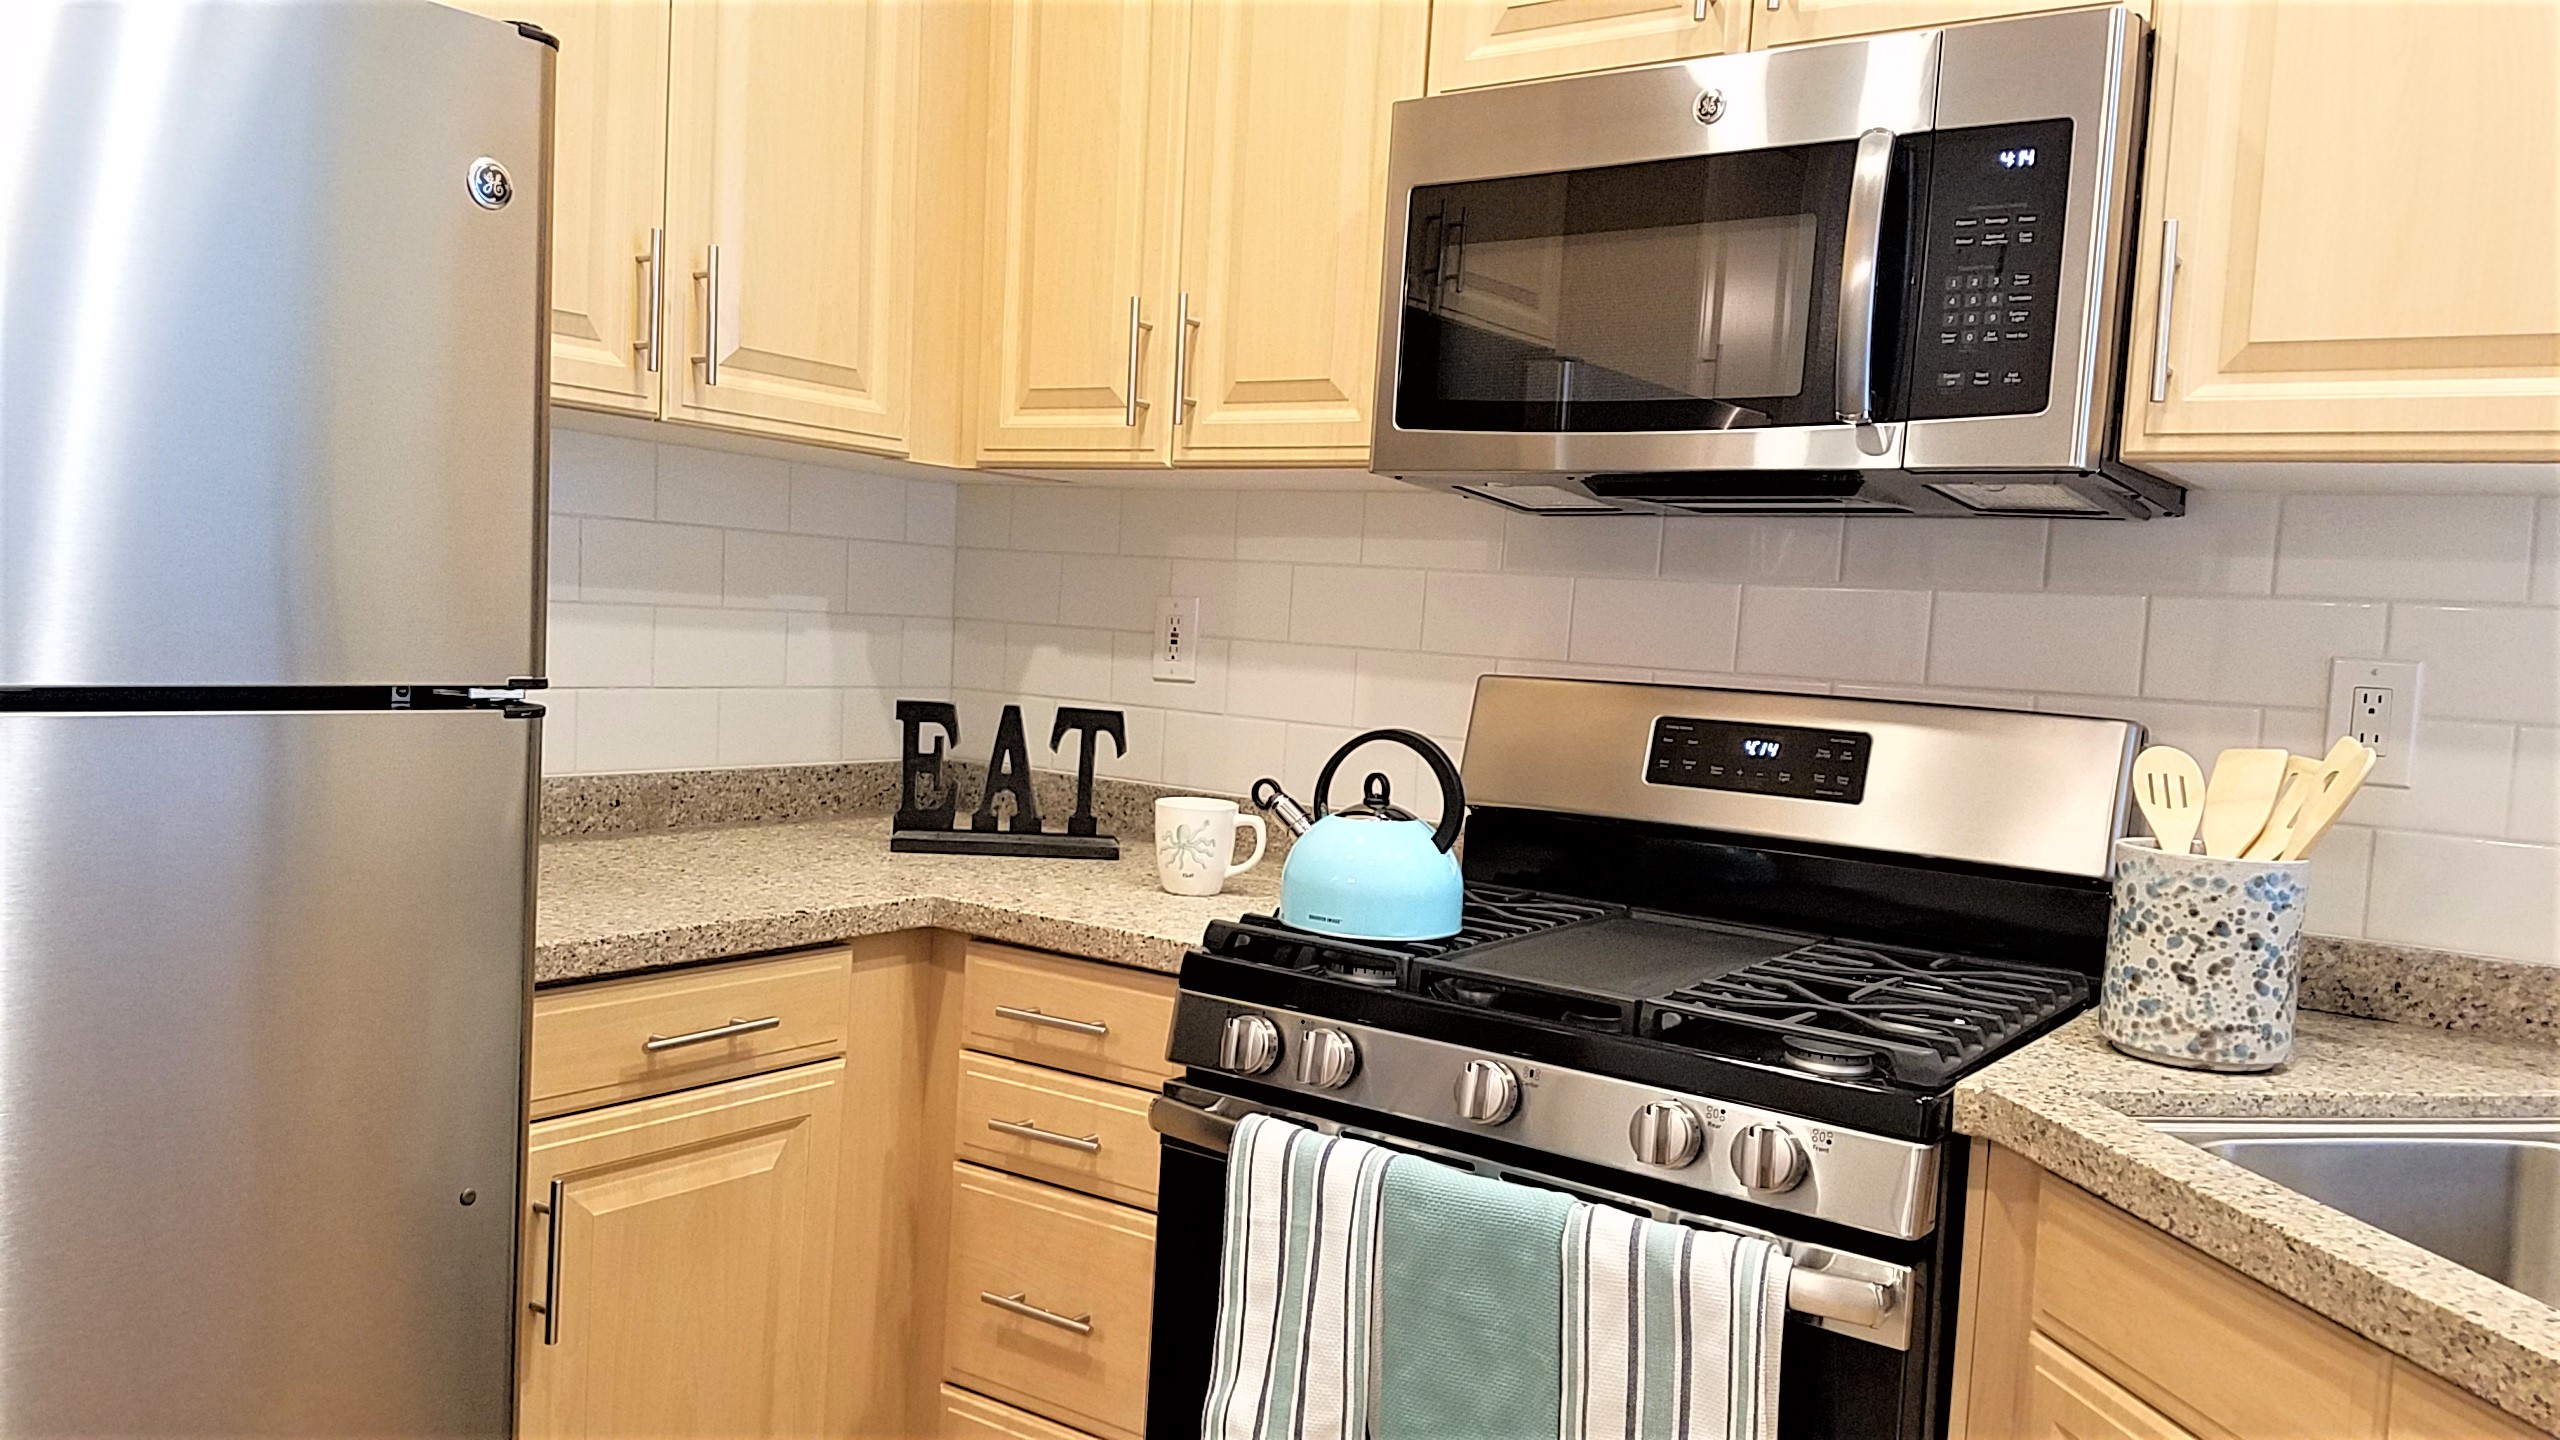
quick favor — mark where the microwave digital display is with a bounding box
[1907,118,2075,422]
[1646,718,1869,804]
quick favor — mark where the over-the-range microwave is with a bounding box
[1370,6,2183,520]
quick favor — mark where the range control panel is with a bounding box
[1907,119,2075,420]
[1645,717,1871,804]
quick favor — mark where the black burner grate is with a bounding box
[1199,885,1616,987]
[1645,940,2088,1087]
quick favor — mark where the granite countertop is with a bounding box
[536,813,1279,983]
[1958,1014,2560,1433]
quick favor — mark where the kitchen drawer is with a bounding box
[941,1384,1092,1440]
[530,948,850,1119]
[945,1162,1156,1440]
[955,1052,1161,1209]
[961,942,1178,1088]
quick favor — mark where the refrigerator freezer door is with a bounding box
[0,1,551,687]
[0,708,535,1436]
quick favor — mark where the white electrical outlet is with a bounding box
[2326,658,2421,788]
[1153,595,1200,683]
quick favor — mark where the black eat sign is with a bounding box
[890,699,1126,860]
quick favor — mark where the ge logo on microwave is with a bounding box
[1695,89,1725,124]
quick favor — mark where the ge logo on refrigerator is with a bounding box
[467,157,514,210]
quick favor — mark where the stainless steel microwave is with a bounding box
[1370,6,2182,520]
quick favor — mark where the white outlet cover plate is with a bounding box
[1153,595,1201,683]
[2326,657,2421,788]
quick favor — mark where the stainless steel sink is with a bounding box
[2149,1119,2560,1306]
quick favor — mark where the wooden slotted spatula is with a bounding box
[2133,745,2206,855]
[2279,737,2378,861]
[2200,747,2290,858]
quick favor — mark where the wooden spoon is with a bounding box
[2243,753,2323,861]
[2279,737,2378,861]
[2200,747,2290,858]
[2133,745,2206,855]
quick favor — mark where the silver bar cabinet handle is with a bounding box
[1834,128,1896,426]
[993,1004,1109,1037]
[528,1178,564,1346]
[980,1290,1094,1335]
[694,244,722,386]
[1122,294,1151,428]
[635,227,663,374]
[988,1117,1104,1153]
[642,1014,782,1053]
[1171,292,1197,428]
[2149,217,2181,404]
[1694,0,1709,20]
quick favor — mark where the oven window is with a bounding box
[1396,144,1866,433]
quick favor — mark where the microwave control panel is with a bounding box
[1907,119,2075,420]
[1645,717,1870,804]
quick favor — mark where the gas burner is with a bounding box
[1782,1035,1881,1077]
[1323,955,1401,987]
[1197,885,1619,991]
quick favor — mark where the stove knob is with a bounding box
[1729,1123,1809,1193]
[1453,1059,1521,1125]
[1628,1100,1704,1169]
[1218,1014,1282,1076]
[1297,1027,1360,1090]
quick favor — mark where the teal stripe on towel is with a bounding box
[1372,1157,1574,1440]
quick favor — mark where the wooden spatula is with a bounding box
[2200,747,2290,858]
[2243,753,2323,861]
[2278,737,2378,861]
[2133,745,2206,855]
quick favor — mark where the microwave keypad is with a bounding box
[1908,120,2074,421]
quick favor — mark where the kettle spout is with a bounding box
[1249,777,1315,837]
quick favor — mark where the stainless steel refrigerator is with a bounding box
[0,2,552,1432]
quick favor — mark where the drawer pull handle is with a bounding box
[642,1015,783,1053]
[993,1004,1108,1038]
[988,1117,1104,1153]
[981,1290,1093,1335]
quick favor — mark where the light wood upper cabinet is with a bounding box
[519,1060,844,1440]
[1425,0,1744,94]
[975,0,1186,463]
[2121,0,2560,464]
[1173,0,1428,464]
[662,0,918,452]
[1750,0,2135,50]
[455,0,670,416]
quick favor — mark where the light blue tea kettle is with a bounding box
[1249,729,1465,941]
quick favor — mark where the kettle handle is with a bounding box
[1312,729,1466,854]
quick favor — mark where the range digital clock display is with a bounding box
[1645,718,1869,804]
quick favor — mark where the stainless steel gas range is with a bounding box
[1147,677,2141,1439]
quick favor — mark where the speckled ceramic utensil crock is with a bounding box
[2101,838,2310,1072]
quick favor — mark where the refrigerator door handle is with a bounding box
[528,1178,564,1345]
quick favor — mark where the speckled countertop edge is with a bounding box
[1957,1016,2560,1434]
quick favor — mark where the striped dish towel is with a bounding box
[1561,1204,1794,1440]
[1201,1114,1394,1440]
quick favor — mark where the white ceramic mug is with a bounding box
[1155,797,1266,896]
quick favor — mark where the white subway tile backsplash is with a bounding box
[1503,515,1661,577]
[1226,640,1359,724]
[2304,824,2373,937]
[1499,658,1657,683]
[1121,491,1240,559]
[2040,695,2258,761]
[784,615,902,689]
[581,519,723,606]
[846,540,955,619]
[1422,572,1574,659]
[2044,492,2278,596]
[537,690,577,775]
[1843,520,2048,592]
[2276,495,2536,603]
[1353,650,1490,736]
[953,548,1060,623]
[2341,719,2515,833]
[951,621,1007,690]
[1004,625,1117,701]
[1660,517,1843,585]
[717,688,842,766]
[956,485,1013,548]
[1172,559,1294,641]
[2388,604,2560,724]
[1093,703,1165,782]
[1736,588,1929,683]
[900,617,954,690]
[654,606,787,687]
[656,444,791,530]
[575,688,719,772]
[906,481,959,547]
[548,522,580,602]
[2512,728,2560,844]
[2533,498,2560,606]
[549,602,655,688]
[1162,711,1288,796]
[549,428,656,518]
[724,530,848,612]
[1568,578,1740,672]
[1236,492,1364,563]
[1009,487,1123,554]
[2366,831,2560,964]
[1111,631,1231,713]
[1931,591,2144,695]
[1362,492,1504,571]
[2142,598,2387,708]
[787,465,908,540]
[1058,554,1173,632]
[1289,565,1425,648]
[842,686,903,761]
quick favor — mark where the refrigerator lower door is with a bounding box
[0,708,535,1437]
[0,1,551,687]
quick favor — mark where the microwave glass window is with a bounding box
[1397,142,1872,433]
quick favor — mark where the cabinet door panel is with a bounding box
[2124,0,2560,461]
[1751,0,2127,50]
[1173,0,1427,464]
[664,0,916,451]
[2023,1333,2202,1440]
[520,1062,843,1440]
[1426,0,1743,95]
[976,0,1185,463]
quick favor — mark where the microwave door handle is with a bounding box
[1834,128,1896,426]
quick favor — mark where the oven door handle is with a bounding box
[1833,127,1897,427]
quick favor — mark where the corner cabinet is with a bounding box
[2119,0,2560,467]
[1424,0,1742,96]
[974,0,1427,469]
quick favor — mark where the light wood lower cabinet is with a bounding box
[518,1059,844,1440]
[944,1163,1159,1440]
[943,1384,1095,1440]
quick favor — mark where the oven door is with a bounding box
[1147,1085,1950,1440]
[1371,32,1941,485]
